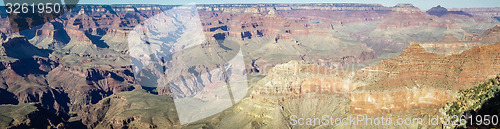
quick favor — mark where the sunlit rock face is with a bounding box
[349,89,455,114]
[250,41,500,117]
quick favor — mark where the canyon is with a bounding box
[0,3,499,128]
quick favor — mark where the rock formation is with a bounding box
[0,103,64,128]
[76,90,180,128]
[427,5,472,17]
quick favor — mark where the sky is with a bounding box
[1,0,500,10]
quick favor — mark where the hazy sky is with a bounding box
[2,0,500,10]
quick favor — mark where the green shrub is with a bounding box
[490,78,498,86]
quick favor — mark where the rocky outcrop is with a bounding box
[427,5,472,17]
[0,103,64,129]
[76,90,180,129]
[46,64,136,112]
[419,35,480,56]
[29,22,70,49]
[250,60,361,102]
[419,42,479,56]
[349,89,454,114]
[101,28,129,51]
[440,35,460,42]
[480,25,500,43]
[392,4,421,13]
[0,36,49,59]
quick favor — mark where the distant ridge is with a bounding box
[426,5,472,17]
